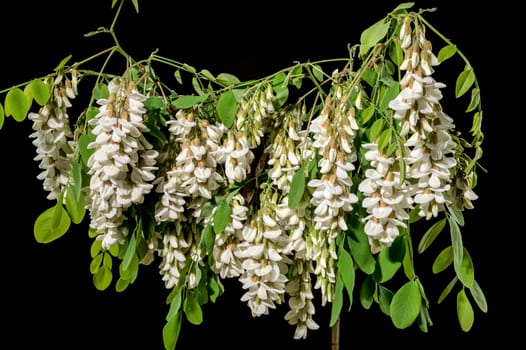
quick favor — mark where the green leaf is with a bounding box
[217,90,237,128]
[28,79,51,106]
[417,304,433,332]
[65,186,86,224]
[182,63,196,74]
[163,311,183,350]
[391,2,414,13]
[202,225,215,255]
[143,96,164,110]
[438,276,458,304]
[378,285,394,316]
[390,280,422,329]
[448,206,465,226]
[90,239,102,258]
[330,275,344,326]
[166,288,183,320]
[291,65,303,89]
[192,77,203,95]
[369,118,384,141]
[34,205,71,243]
[377,128,391,152]
[288,165,305,209]
[0,104,4,130]
[172,94,209,109]
[216,73,241,87]
[5,87,29,122]
[208,275,224,303]
[455,67,475,98]
[89,253,103,274]
[311,64,324,82]
[379,83,400,112]
[93,266,112,291]
[373,244,402,283]
[338,248,355,310]
[79,132,96,165]
[448,214,465,282]
[115,278,130,292]
[348,230,375,274]
[92,83,109,100]
[388,41,403,66]
[360,18,390,57]
[273,84,289,107]
[437,44,457,63]
[200,69,215,81]
[54,55,72,71]
[432,246,453,274]
[465,87,480,112]
[362,68,377,87]
[72,161,83,201]
[418,218,446,253]
[457,247,475,288]
[272,72,287,86]
[457,289,474,332]
[174,70,183,84]
[183,292,203,325]
[360,104,375,125]
[122,233,137,271]
[213,201,231,234]
[402,234,415,279]
[469,279,488,313]
[359,276,375,310]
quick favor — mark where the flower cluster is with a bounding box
[86,77,159,250]
[28,71,79,200]
[18,6,485,348]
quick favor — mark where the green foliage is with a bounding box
[390,280,422,329]
[33,204,71,243]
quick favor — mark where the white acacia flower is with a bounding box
[86,78,159,250]
[211,194,248,279]
[358,143,413,253]
[29,73,78,201]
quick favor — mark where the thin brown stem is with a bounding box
[331,318,340,350]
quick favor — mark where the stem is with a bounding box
[331,318,340,350]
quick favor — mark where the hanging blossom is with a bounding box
[158,222,204,289]
[214,83,275,185]
[307,82,359,305]
[86,77,159,250]
[388,17,461,220]
[266,106,319,339]
[28,71,79,200]
[358,143,413,253]
[154,109,226,290]
[236,187,291,318]
[210,193,249,279]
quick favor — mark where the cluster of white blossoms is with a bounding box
[358,143,413,253]
[154,109,226,289]
[86,77,159,250]
[392,17,463,220]
[357,17,479,252]
[28,71,79,200]
[267,107,319,339]
[307,82,359,305]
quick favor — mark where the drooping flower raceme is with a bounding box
[265,106,319,339]
[28,71,79,201]
[86,77,159,250]
[307,82,359,305]
[358,143,413,253]
[154,109,226,289]
[389,17,461,220]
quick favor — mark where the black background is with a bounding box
[0,1,516,349]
